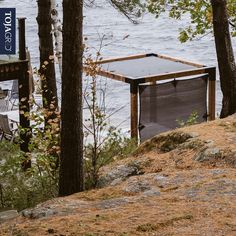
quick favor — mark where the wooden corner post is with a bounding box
[208,67,216,121]
[130,82,138,140]
[18,18,31,159]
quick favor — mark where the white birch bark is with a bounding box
[50,0,63,75]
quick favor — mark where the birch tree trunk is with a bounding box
[50,0,63,75]
[59,0,84,196]
[37,0,58,122]
[211,0,236,118]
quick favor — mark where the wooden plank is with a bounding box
[83,65,131,83]
[135,67,214,84]
[0,60,21,66]
[18,18,31,168]
[95,53,147,65]
[96,53,205,68]
[156,53,205,68]
[83,53,208,85]
[130,82,138,140]
[0,71,21,81]
[0,61,27,82]
[97,70,128,82]
[18,18,27,60]
[85,66,214,85]
[18,62,31,156]
[149,81,156,85]
[0,60,25,69]
[207,68,216,121]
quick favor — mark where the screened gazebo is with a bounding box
[87,53,216,141]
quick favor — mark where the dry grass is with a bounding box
[1,114,236,236]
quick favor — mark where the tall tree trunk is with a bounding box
[59,0,84,196]
[211,0,236,118]
[37,0,58,122]
[50,0,63,75]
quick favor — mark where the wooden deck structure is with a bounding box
[85,53,216,140]
[0,18,30,152]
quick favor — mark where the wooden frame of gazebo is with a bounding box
[85,53,216,140]
[0,18,30,152]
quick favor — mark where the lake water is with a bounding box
[0,0,236,133]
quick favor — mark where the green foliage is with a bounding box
[0,97,60,211]
[109,0,145,23]
[0,62,136,210]
[83,83,137,189]
[0,141,19,160]
[84,54,137,189]
[84,128,137,189]
[0,142,58,211]
[176,111,199,127]
[28,98,60,161]
[146,0,236,41]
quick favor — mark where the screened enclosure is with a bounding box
[139,76,208,141]
[84,53,216,142]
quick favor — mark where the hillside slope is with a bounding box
[1,115,236,236]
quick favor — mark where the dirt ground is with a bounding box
[1,115,236,236]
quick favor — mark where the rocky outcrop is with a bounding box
[0,210,18,223]
[1,115,236,236]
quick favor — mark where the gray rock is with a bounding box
[98,161,142,187]
[143,189,161,196]
[110,178,123,186]
[188,132,199,138]
[97,197,130,209]
[203,179,236,196]
[205,140,215,147]
[210,169,226,175]
[124,180,151,193]
[184,188,200,199]
[154,175,169,187]
[194,148,221,162]
[0,210,19,223]
[205,148,221,156]
[21,207,57,219]
[179,138,204,150]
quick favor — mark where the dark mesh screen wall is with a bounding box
[139,76,208,142]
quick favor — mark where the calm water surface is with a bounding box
[1,0,236,132]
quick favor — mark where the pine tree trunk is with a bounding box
[37,0,58,119]
[211,0,236,118]
[59,0,84,196]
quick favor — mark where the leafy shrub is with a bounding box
[176,111,199,127]
[0,142,58,211]
[83,55,137,189]
[0,52,137,210]
[84,127,137,189]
